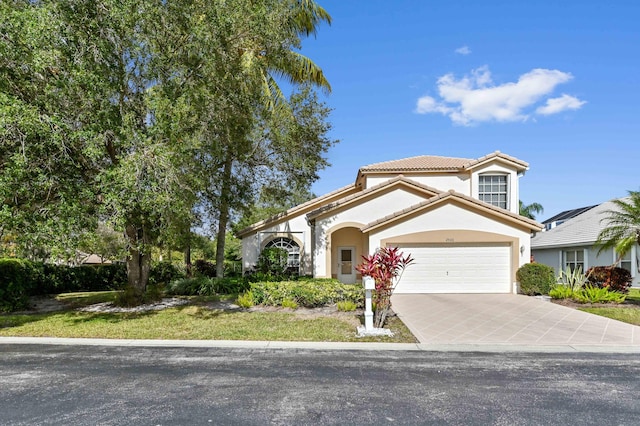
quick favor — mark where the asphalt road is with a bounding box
[1,345,639,425]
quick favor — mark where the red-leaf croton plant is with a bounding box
[355,247,414,328]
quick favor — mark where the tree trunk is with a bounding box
[184,244,192,277]
[215,153,233,279]
[125,223,151,296]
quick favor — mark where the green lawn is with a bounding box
[578,288,640,326]
[1,293,416,343]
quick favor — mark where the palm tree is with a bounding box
[519,200,544,220]
[213,0,333,278]
[596,191,640,262]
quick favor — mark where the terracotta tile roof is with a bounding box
[361,189,542,232]
[359,151,529,174]
[360,155,473,172]
[235,183,357,237]
[306,176,442,220]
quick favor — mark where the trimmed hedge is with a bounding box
[516,263,555,296]
[586,266,632,293]
[247,279,364,308]
[0,258,42,312]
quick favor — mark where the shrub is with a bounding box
[516,263,555,295]
[549,284,573,300]
[572,286,626,304]
[249,279,364,308]
[256,247,289,276]
[0,258,39,311]
[585,266,632,293]
[236,291,254,308]
[149,261,185,287]
[337,300,357,312]
[281,298,298,309]
[557,266,588,292]
[165,275,249,296]
[194,259,216,278]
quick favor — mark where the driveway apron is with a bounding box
[391,294,640,346]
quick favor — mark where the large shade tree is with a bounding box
[596,191,640,265]
[0,0,335,294]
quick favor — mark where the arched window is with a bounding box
[265,237,300,268]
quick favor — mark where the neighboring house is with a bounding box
[531,199,640,287]
[541,204,597,231]
[238,151,542,294]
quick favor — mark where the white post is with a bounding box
[363,276,375,331]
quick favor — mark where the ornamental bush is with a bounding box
[585,266,632,293]
[0,258,39,311]
[248,278,363,308]
[516,263,555,295]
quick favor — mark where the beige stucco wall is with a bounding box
[365,173,470,195]
[470,162,521,214]
[241,213,312,275]
[329,227,367,279]
[368,202,532,286]
[313,188,429,277]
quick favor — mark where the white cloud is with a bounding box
[455,45,471,55]
[536,94,587,115]
[415,66,586,125]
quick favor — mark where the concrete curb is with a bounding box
[1,336,639,353]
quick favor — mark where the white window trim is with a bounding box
[562,248,587,272]
[478,173,510,210]
[615,245,636,277]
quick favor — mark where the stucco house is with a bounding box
[531,198,640,287]
[238,151,542,294]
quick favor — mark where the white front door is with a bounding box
[337,247,356,284]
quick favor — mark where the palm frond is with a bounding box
[269,51,331,93]
[289,0,332,37]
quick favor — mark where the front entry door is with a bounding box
[337,247,356,284]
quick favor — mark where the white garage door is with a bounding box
[393,244,512,293]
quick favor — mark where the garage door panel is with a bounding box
[394,244,511,293]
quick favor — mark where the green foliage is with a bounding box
[149,262,185,287]
[516,263,556,295]
[0,258,39,311]
[549,284,574,300]
[236,291,255,308]
[519,200,544,220]
[336,300,357,312]
[194,259,217,278]
[0,258,126,311]
[572,286,626,304]
[557,266,588,292]
[596,191,640,261]
[249,279,364,308]
[257,247,290,276]
[585,266,632,293]
[281,298,298,309]
[166,276,249,296]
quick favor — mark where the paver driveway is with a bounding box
[391,294,640,346]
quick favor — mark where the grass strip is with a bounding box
[0,306,416,343]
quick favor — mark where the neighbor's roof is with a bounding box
[541,204,598,225]
[358,151,529,174]
[531,199,622,249]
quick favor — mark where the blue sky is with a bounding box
[300,0,640,221]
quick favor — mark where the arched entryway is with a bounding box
[329,225,367,284]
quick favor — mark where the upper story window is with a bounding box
[479,175,508,209]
